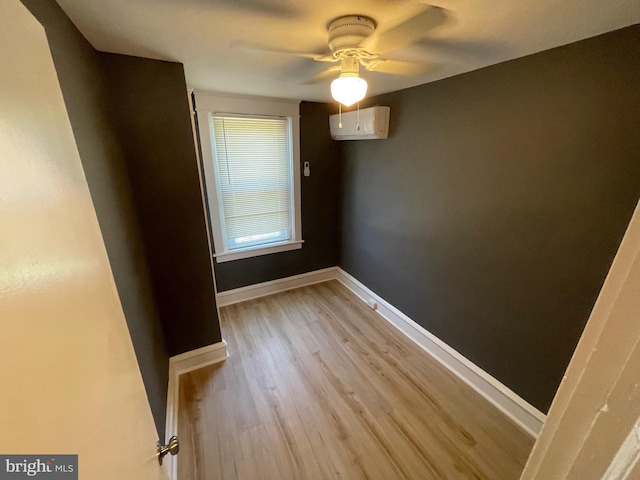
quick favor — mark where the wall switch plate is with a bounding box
[303,161,310,177]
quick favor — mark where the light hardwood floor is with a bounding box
[178,280,535,479]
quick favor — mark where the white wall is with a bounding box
[0,2,167,478]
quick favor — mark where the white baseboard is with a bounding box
[170,339,229,375]
[335,268,546,438]
[216,267,339,307]
[212,266,545,438]
[164,340,228,480]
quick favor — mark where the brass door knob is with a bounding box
[157,436,179,465]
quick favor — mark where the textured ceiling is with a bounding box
[56,0,640,102]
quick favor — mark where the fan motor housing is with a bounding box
[328,15,375,53]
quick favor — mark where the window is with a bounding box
[196,94,302,262]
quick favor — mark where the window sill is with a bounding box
[214,240,304,263]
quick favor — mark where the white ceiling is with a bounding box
[56,0,640,103]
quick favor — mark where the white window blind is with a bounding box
[211,115,293,251]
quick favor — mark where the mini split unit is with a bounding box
[329,106,390,141]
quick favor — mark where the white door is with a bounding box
[0,2,168,479]
[521,199,640,479]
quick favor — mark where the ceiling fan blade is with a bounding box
[362,58,430,76]
[209,0,302,20]
[312,54,339,63]
[413,38,506,60]
[232,41,334,61]
[360,5,449,55]
[303,65,341,85]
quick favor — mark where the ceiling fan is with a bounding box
[238,5,449,106]
[315,15,419,106]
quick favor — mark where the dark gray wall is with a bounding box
[340,25,640,412]
[213,101,342,291]
[20,0,170,437]
[100,54,222,355]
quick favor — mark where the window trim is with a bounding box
[195,93,302,263]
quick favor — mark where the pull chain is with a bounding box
[356,102,361,131]
[338,103,342,128]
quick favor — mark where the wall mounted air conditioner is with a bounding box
[329,106,390,141]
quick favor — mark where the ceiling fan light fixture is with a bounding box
[331,73,368,107]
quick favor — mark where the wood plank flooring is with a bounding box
[178,280,534,479]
